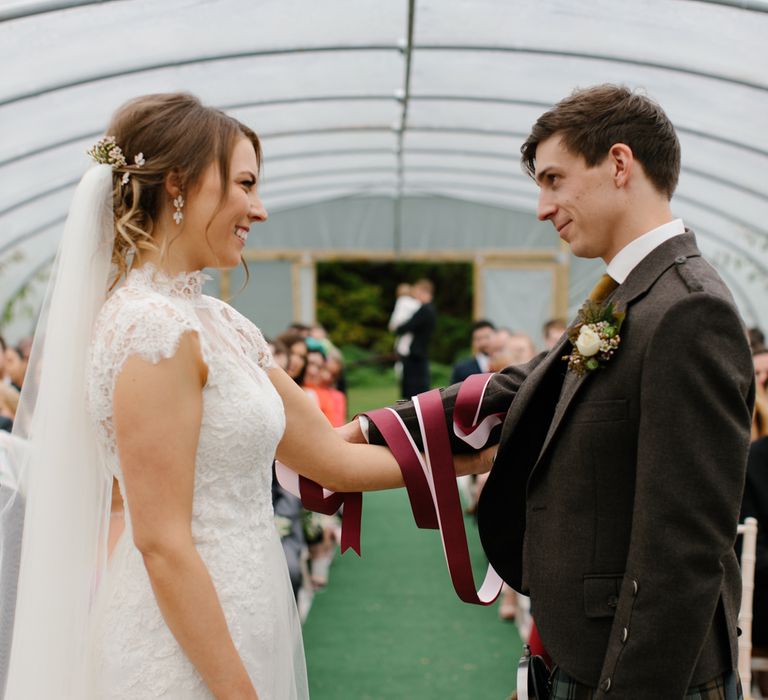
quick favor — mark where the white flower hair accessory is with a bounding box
[86,136,145,186]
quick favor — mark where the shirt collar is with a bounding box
[476,353,490,372]
[606,219,685,284]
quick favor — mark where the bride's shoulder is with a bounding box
[202,296,274,367]
[99,284,191,322]
[92,287,200,361]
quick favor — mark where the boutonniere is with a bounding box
[563,300,625,376]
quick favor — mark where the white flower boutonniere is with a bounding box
[564,300,625,376]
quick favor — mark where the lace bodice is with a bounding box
[85,265,298,698]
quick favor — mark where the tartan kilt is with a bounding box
[549,668,743,700]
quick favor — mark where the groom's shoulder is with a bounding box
[639,244,737,317]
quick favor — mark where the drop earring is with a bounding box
[173,194,185,225]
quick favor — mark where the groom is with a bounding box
[345,85,755,698]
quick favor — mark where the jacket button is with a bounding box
[621,627,628,643]
[601,678,612,692]
[632,580,638,596]
[607,595,618,608]
[675,255,686,264]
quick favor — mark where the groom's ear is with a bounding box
[608,143,634,189]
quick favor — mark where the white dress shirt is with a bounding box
[606,218,685,284]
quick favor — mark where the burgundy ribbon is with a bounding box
[275,372,505,604]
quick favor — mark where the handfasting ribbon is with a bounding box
[276,372,506,604]
[274,461,362,555]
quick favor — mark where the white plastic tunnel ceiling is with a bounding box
[1,0,767,337]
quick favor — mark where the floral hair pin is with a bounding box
[563,300,625,376]
[86,136,145,185]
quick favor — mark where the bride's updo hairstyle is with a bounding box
[103,92,261,287]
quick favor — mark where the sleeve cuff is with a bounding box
[357,415,371,443]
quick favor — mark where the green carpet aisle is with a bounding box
[302,487,522,699]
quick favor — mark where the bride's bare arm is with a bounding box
[269,367,493,492]
[113,332,258,700]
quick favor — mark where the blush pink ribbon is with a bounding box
[275,372,505,604]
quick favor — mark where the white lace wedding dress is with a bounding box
[84,265,308,699]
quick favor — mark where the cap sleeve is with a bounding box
[87,291,201,422]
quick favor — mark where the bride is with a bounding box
[0,93,492,699]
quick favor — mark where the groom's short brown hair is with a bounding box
[521,84,681,199]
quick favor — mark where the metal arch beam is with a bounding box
[0,0,120,22]
[686,224,768,277]
[2,253,55,330]
[0,215,65,257]
[0,179,77,218]
[4,93,768,169]
[393,0,416,253]
[680,0,768,13]
[264,122,768,160]
[2,163,767,250]
[414,45,768,93]
[673,192,767,239]
[1,187,764,283]
[263,164,518,186]
[3,38,767,109]
[0,47,401,108]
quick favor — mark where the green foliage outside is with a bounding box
[342,344,452,416]
[316,261,474,366]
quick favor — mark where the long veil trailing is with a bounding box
[0,165,115,698]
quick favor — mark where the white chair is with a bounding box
[738,517,759,699]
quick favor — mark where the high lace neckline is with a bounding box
[129,263,210,299]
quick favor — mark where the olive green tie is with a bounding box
[588,273,619,303]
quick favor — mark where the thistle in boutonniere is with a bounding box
[564,300,625,376]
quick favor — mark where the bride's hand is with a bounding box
[453,445,496,477]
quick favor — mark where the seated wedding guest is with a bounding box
[0,335,6,383]
[287,322,311,338]
[272,467,306,602]
[3,346,28,392]
[277,330,308,384]
[16,336,33,361]
[542,318,567,350]
[752,350,768,441]
[754,345,768,395]
[268,338,290,373]
[493,326,513,351]
[0,383,19,421]
[302,340,335,422]
[489,331,538,372]
[318,350,347,427]
[507,332,537,365]
[309,324,347,395]
[450,320,496,383]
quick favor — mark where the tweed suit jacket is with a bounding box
[367,232,755,698]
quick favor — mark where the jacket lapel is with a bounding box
[533,231,702,467]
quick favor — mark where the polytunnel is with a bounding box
[1,0,767,343]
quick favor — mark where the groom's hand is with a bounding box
[454,445,496,477]
[335,418,366,444]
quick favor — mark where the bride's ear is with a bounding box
[164,170,183,199]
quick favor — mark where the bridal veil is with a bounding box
[0,165,115,698]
